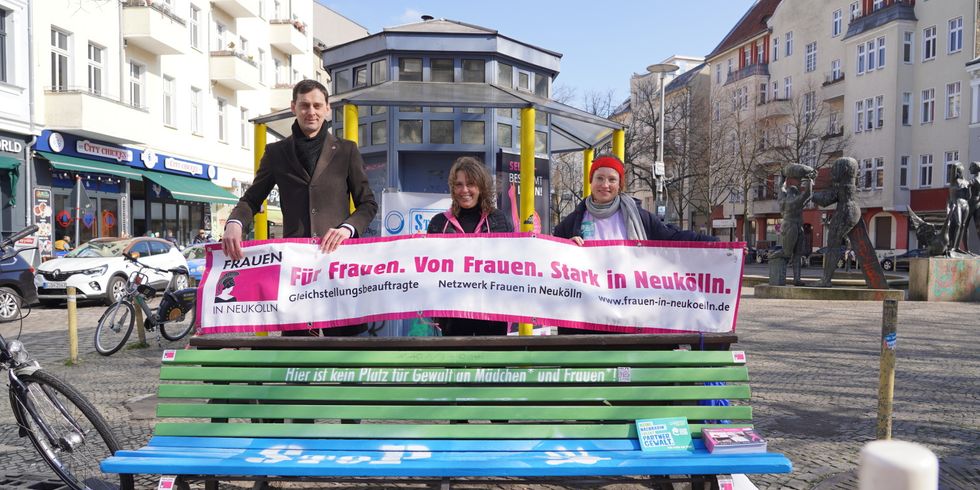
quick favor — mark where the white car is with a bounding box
[35,237,189,306]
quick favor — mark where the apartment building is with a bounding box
[0,0,32,239]
[708,0,975,255]
[28,0,363,251]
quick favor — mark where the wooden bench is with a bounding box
[101,335,790,489]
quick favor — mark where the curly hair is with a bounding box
[448,156,495,216]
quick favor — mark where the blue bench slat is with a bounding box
[132,436,649,452]
[102,438,792,477]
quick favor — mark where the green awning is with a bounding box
[141,171,240,205]
[0,156,20,170]
[37,151,146,180]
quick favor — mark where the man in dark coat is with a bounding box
[222,79,378,335]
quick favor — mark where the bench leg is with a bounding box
[439,477,451,490]
[251,480,272,490]
[204,480,219,490]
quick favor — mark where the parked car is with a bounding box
[34,237,188,306]
[756,245,783,263]
[807,246,859,269]
[182,243,207,285]
[0,246,39,321]
[880,248,929,271]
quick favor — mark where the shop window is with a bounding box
[497,62,513,88]
[461,121,485,144]
[431,58,453,82]
[430,120,454,144]
[461,59,485,83]
[399,120,422,143]
[399,58,422,81]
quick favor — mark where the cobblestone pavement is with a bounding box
[0,296,976,489]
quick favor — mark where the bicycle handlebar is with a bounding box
[0,225,38,250]
[123,253,188,276]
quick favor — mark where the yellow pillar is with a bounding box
[612,129,625,161]
[253,123,268,240]
[583,148,594,197]
[518,107,536,336]
[344,104,358,213]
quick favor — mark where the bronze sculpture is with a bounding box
[772,164,814,285]
[966,161,980,252]
[811,158,860,287]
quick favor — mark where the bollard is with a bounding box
[66,286,78,364]
[135,303,146,345]
[877,299,898,439]
[859,440,937,490]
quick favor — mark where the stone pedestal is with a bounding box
[908,257,980,302]
[768,257,787,286]
[755,285,905,301]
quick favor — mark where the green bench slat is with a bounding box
[153,422,747,439]
[158,384,751,402]
[156,403,752,421]
[165,350,745,367]
[159,366,749,383]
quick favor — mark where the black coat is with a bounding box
[426,209,514,234]
[553,199,718,242]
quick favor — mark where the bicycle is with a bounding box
[94,253,196,356]
[0,225,134,490]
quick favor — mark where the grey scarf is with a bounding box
[584,195,646,240]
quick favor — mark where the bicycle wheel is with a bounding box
[94,301,134,356]
[10,370,134,490]
[159,303,195,341]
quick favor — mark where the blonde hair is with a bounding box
[448,156,495,216]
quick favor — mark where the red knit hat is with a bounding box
[589,156,625,183]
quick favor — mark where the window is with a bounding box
[399,120,422,143]
[855,100,864,133]
[190,87,201,134]
[948,17,963,53]
[850,2,861,20]
[257,49,265,84]
[162,75,175,126]
[861,158,873,189]
[430,120,453,144]
[923,26,936,61]
[865,97,874,131]
[772,37,779,62]
[756,41,764,64]
[759,82,767,104]
[903,32,913,63]
[873,0,883,10]
[213,21,225,50]
[460,121,485,144]
[973,82,980,124]
[874,158,885,189]
[899,156,909,188]
[829,111,840,134]
[497,62,513,88]
[876,95,884,128]
[785,31,793,56]
[497,123,512,147]
[518,71,530,91]
[189,5,200,49]
[0,10,6,82]
[371,59,387,83]
[803,91,815,124]
[866,40,876,71]
[743,47,751,67]
[398,58,422,81]
[771,80,778,100]
[534,73,548,97]
[783,76,792,99]
[87,43,104,95]
[715,64,721,84]
[216,97,226,142]
[919,154,933,188]
[857,44,866,74]
[805,42,817,72]
[240,107,249,149]
[128,61,144,108]
[946,82,961,119]
[727,58,732,74]
[944,151,959,183]
[334,69,350,93]
[877,37,885,68]
[902,92,912,125]
[50,28,70,90]
[371,120,386,145]
[832,10,842,37]
[921,88,935,123]
[831,59,841,80]
[353,65,367,87]
[462,59,485,83]
[431,58,453,82]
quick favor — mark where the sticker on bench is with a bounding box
[161,350,177,362]
[243,444,432,465]
[732,351,746,364]
[278,367,622,383]
[157,476,176,490]
[617,367,631,382]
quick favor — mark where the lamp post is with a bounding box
[646,63,679,219]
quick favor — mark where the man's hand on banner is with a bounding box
[319,227,352,254]
[222,222,244,260]
[570,236,585,246]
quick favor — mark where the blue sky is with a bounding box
[317,0,756,106]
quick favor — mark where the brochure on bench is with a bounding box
[702,427,767,454]
[635,417,692,452]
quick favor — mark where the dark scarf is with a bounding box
[456,206,483,233]
[291,120,329,176]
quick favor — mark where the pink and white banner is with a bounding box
[195,235,746,335]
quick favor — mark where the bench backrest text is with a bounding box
[156,346,752,441]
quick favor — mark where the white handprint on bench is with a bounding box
[544,447,611,465]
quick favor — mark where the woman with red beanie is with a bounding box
[554,155,716,244]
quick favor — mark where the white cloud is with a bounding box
[395,8,424,25]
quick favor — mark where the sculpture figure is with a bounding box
[946,161,971,255]
[772,163,814,285]
[811,157,860,287]
[966,161,980,252]
[908,208,948,256]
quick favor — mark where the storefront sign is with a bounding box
[195,235,745,335]
[713,218,737,229]
[381,191,452,236]
[0,137,23,153]
[164,157,204,176]
[32,189,53,255]
[76,139,133,163]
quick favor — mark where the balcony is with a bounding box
[122,1,188,55]
[269,84,293,110]
[210,51,260,90]
[43,90,150,142]
[844,1,916,40]
[757,97,791,120]
[269,20,307,54]
[725,63,769,85]
[212,0,260,18]
[822,73,845,101]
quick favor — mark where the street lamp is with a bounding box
[646,63,679,219]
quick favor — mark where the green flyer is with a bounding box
[635,417,693,452]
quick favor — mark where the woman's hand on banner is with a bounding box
[570,236,585,246]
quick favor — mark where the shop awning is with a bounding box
[37,151,146,180]
[140,171,240,205]
[0,156,20,170]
